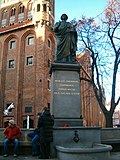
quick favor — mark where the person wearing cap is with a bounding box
[3,119,22,157]
[27,112,42,156]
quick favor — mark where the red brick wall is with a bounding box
[77,51,105,127]
[0,0,55,127]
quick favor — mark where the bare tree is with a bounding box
[77,0,120,127]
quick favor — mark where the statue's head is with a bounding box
[61,14,68,21]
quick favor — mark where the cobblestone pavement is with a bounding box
[0,152,120,160]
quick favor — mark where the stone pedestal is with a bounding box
[50,63,112,160]
[50,62,83,126]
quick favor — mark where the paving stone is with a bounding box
[0,152,120,160]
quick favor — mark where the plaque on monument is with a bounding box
[50,63,81,119]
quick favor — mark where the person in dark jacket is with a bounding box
[27,112,42,156]
[38,107,54,159]
[3,119,22,157]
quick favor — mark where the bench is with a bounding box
[0,128,34,155]
[101,128,120,151]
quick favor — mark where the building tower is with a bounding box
[0,0,55,128]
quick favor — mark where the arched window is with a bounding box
[2,9,7,19]
[19,4,25,14]
[10,7,16,24]
[9,39,16,49]
[1,9,7,27]
[11,7,16,16]
[27,36,34,45]
[27,1,33,20]
[37,4,40,12]
[43,4,46,12]
[48,39,51,48]
[28,1,33,11]
[18,4,25,22]
[3,0,10,3]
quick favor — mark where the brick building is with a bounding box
[77,50,105,127]
[113,110,120,127]
[106,102,120,127]
[0,0,104,128]
[0,0,55,128]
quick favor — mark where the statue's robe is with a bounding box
[53,21,77,62]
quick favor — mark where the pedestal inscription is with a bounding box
[51,63,81,119]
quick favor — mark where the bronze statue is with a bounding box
[53,14,77,62]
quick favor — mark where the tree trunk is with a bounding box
[105,112,113,128]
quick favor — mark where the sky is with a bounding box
[55,0,120,105]
[55,0,107,22]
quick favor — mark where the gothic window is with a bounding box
[18,4,25,22]
[10,7,16,16]
[19,4,25,13]
[3,0,9,3]
[48,39,51,48]
[8,60,15,69]
[1,9,7,27]
[28,36,34,45]
[28,1,33,11]
[27,1,33,20]
[49,7,51,12]
[9,40,16,49]
[2,9,7,19]
[9,7,16,24]
[43,4,46,12]
[37,4,40,12]
[26,56,33,65]
[47,103,50,108]
[48,59,51,68]
[48,79,51,90]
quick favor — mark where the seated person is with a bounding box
[3,119,22,158]
[27,112,42,156]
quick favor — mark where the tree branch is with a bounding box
[115,96,120,106]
